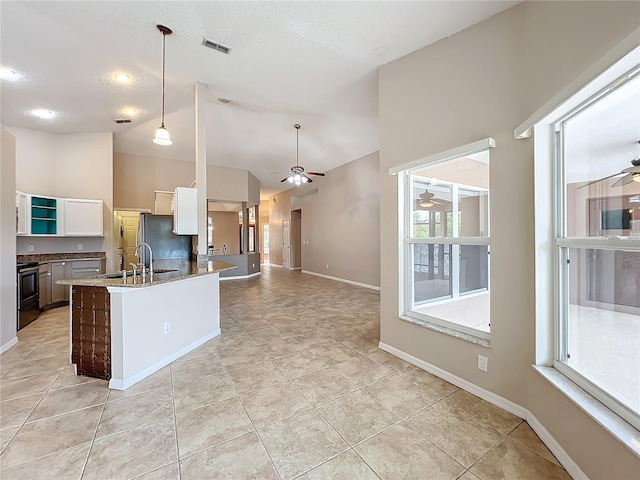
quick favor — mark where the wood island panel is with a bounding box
[71,286,111,380]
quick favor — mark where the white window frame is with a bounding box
[392,138,495,343]
[526,41,640,436]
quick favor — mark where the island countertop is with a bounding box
[57,259,237,288]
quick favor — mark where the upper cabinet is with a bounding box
[63,198,103,236]
[16,192,103,237]
[172,187,198,235]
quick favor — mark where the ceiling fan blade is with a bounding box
[306,177,313,183]
[622,165,640,173]
[308,172,325,176]
[611,174,635,188]
[280,177,289,183]
[577,172,624,189]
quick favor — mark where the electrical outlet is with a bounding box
[325,264,329,269]
[164,322,171,334]
[77,243,83,250]
[477,354,488,372]
[252,263,255,268]
[28,245,34,252]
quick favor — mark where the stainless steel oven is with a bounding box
[17,262,40,330]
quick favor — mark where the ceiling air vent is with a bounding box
[202,37,231,55]
[217,98,231,104]
[115,118,131,124]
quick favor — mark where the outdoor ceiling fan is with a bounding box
[578,141,640,189]
[414,189,449,209]
[281,124,325,185]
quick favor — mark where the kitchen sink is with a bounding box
[152,268,178,274]
[102,268,178,279]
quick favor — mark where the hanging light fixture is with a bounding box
[281,124,325,186]
[153,24,173,146]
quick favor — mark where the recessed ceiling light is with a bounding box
[122,107,136,116]
[30,109,56,119]
[0,66,22,81]
[114,73,130,83]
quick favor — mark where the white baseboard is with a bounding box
[219,272,261,281]
[109,329,220,390]
[302,270,380,291]
[0,337,18,354]
[526,412,589,480]
[378,342,587,480]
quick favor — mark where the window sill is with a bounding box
[533,366,640,458]
[399,314,490,347]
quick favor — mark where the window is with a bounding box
[553,69,640,429]
[396,139,493,342]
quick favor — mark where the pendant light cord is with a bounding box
[161,31,166,126]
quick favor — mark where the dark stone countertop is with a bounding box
[18,252,106,263]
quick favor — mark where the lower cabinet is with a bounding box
[38,264,51,309]
[50,262,70,304]
[70,260,102,278]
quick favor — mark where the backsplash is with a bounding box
[16,236,105,256]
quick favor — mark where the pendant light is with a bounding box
[153,24,173,146]
[281,124,325,185]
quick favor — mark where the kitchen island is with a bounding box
[58,260,236,390]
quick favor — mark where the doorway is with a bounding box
[282,220,290,269]
[291,209,302,270]
[263,224,270,264]
[113,210,142,271]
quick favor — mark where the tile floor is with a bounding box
[0,266,572,479]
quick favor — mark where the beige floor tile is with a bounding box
[134,462,180,479]
[399,366,459,398]
[227,359,287,394]
[0,427,18,452]
[0,405,102,469]
[363,374,438,418]
[354,423,464,480]
[175,396,253,458]
[96,387,174,439]
[457,471,482,480]
[180,432,279,480]
[107,366,172,401]
[257,409,348,480]
[248,326,287,345]
[290,367,357,405]
[317,390,398,446]
[217,343,269,369]
[272,351,327,379]
[240,381,311,428]
[170,356,224,384]
[293,331,332,349]
[236,319,277,333]
[26,381,109,422]
[470,438,572,480]
[364,349,412,372]
[258,337,309,360]
[0,372,57,402]
[50,364,104,390]
[20,343,68,362]
[0,393,43,430]
[0,442,90,480]
[2,354,68,379]
[172,371,236,413]
[331,355,393,387]
[406,401,502,467]
[508,422,561,467]
[308,341,363,365]
[297,450,379,480]
[444,389,522,435]
[83,418,177,480]
[171,342,217,363]
[340,334,380,355]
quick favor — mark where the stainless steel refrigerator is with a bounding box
[136,213,192,267]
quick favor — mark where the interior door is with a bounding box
[119,212,140,269]
[282,220,290,269]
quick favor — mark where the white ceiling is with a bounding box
[1,1,520,197]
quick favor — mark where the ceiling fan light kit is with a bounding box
[153,24,173,146]
[282,124,325,186]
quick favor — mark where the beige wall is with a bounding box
[270,151,380,287]
[10,127,115,271]
[209,211,240,255]
[379,2,640,478]
[114,153,259,210]
[1,127,17,350]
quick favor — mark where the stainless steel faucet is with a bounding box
[134,242,154,276]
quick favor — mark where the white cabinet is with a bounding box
[63,198,103,236]
[70,259,103,278]
[172,187,198,235]
[16,191,28,235]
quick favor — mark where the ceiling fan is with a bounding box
[281,124,325,185]
[414,189,450,209]
[578,141,640,189]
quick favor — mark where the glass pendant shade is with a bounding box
[153,124,172,145]
[633,173,640,183]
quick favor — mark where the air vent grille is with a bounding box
[202,37,231,55]
[115,119,131,124]
[217,98,231,104]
